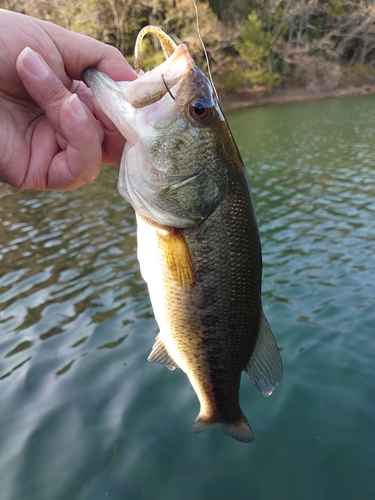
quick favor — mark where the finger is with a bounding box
[16,48,105,189]
[16,47,74,137]
[75,81,126,166]
[39,20,137,82]
[38,94,103,190]
[88,97,126,166]
[17,49,125,167]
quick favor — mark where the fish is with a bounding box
[83,25,282,443]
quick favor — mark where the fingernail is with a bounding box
[19,47,49,79]
[69,94,87,121]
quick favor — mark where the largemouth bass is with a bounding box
[83,26,282,443]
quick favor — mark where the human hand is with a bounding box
[0,9,137,190]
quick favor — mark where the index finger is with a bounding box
[39,19,137,82]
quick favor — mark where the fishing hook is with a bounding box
[162,74,175,101]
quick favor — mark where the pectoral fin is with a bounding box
[158,228,194,289]
[244,310,283,397]
[148,335,179,370]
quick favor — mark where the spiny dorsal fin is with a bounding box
[148,335,179,371]
[244,310,283,397]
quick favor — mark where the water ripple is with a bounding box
[1,96,375,499]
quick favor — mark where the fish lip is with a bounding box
[81,68,91,86]
[82,68,123,93]
[129,44,194,108]
[82,45,194,111]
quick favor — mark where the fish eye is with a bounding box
[188,98,212,123]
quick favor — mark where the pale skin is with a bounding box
[0,9,137,190]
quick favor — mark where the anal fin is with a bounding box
[244,309,283,397]
[148,335,179,371]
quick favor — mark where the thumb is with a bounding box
[16,47,105,189]
[16,47,83,135]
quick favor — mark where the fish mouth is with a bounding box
[83,44,193,110]
[130,44,194,108]
[81,44,195,147]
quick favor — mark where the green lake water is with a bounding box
[1,94,375,499]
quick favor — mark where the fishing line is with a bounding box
[192,0,220,102]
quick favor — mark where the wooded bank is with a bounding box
[2,0,375,97]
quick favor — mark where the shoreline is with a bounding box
[220,83,375,112]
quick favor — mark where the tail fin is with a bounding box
[191,412,254,443]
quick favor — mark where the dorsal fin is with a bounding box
[148,335,179,370]
[244,310,283,397]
